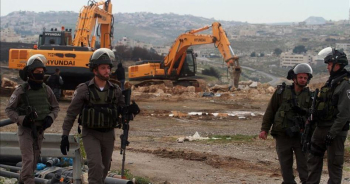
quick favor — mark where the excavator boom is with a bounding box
[128,22,240,89]
[8,0,114,90]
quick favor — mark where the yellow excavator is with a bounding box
[8,0,114,89]
[128,22,240,90]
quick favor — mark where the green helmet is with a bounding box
[286,63,313,80]
[318,47,348,66]
[89,48,115,72]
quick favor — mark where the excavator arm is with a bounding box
[164,22,239,76]
[72,0,114,49]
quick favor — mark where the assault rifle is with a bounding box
[120,89,132,179]
[26,106,39,150]
[301,88,319,153]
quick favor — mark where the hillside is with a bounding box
[303,16,326,25]
[1,11,246,45]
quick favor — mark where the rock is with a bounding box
[266,86,275,93]
[249,82,258,88]
[1,77,17,88]
[187,86,196,92]
[239,80,253,86]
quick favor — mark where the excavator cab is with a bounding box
[177,49,196,78]
[38,28,73,48]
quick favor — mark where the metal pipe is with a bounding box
[0,119,14,127]
[0,155,22,166]
[105,177,133,184]
[0,170,51,184]
[0,164,22,172]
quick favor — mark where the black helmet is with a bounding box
[89,48,115,72]
[19,54,47,81]
[286,63,313,80]
[318,47,348,66]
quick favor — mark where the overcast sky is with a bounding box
[1,0,349,23]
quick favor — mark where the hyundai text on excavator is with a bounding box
[128,22,241,91]
[8,0,114,90]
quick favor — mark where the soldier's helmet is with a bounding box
[318,47,348,66]
[26,54,47,71]
[89,48,115,72]
[19,54,47,81]
[286,63,313,80]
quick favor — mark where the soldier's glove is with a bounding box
[324,132,335,146]
[43,116,53,130]
[60,135,70,155]
[128,101,140,116]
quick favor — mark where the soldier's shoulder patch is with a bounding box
[347,89,350,100]
[9,94,17,105]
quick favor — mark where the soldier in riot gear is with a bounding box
[306,47,350,184]
[5,54,59,184]
[259,63,314,184]
[60,48,140,184]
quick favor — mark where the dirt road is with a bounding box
[1,89,349,184]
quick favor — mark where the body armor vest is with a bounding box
[17,83,51,125]
[315,74,349,125]
[80,83,119,129]
[273,85,310,136]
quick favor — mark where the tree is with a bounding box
[274,48,282,56]
[293,45,307,54]
[250,52,256,57]
[260,53,265,57]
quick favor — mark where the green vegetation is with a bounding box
[75,134,86,159]
[109,169,151,184]
[293,45,307,54]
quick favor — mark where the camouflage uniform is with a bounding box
[307,70,350,184]
[261,84,311,184]
[5,83,59,184]
[62,79,124,184]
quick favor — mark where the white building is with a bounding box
[335,43,350,56]
[280,52,312,68]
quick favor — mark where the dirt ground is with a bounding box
[1,80,350,184]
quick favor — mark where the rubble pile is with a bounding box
[131,80,275,98]
[0,77,17,96]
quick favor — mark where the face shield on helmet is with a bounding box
[26,54,47,71]
[89,48,115,71]
[19,54,47,81]
[318,47,348,66]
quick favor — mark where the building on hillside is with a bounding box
[280,52,313,68]
[336,43,350,56]
[115,36,153,50]
[0,28,21,42]
[152,46,171,56]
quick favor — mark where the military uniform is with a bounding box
[62,79,124,184]
[47,73,64,101]
[5,83,59,184]
[261,84,311,184]
[306,70,350,184]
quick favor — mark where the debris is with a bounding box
[1,77,17,88]
[202,92,214,97]
[177,131,209,143]
[249,82,258,88]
